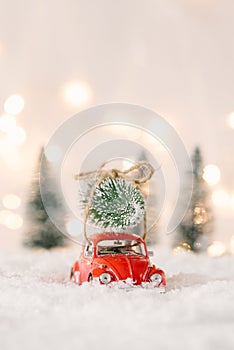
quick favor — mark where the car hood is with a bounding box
[97,255,149,283]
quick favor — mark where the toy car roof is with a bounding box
[87,232,145,245]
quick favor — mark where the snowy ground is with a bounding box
[0,247,234,350]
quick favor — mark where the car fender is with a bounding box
[91,266,116,282]
[148,265,166,286]
[91,267,106,278]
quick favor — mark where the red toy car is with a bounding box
[70,232,166,289]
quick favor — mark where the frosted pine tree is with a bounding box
[81,177,145,231]
[23,148,67,249]
[174,147,213,252]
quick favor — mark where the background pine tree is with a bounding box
[23,148,67,249]
[175,147,213,252]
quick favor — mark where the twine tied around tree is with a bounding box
[74,161,155,242]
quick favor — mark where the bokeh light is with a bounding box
[212,189,229,207]
[63,81,92,107]
[0,114,17,134]
[2,194,21,210]
[173,242,191,254]
[45,144,62,163]
[7,126,26,145]
[65,219,83,237]
[207,241,226,257]
[231,194,234,210]
[4,95,25,115]
[203,164,220,185]
[193,206,206,224]
[0,210,12,225]
[228,112,234,129]
[4,213,23,230]
[0,139,20,166]
[0,210,23,229]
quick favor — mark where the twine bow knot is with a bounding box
[74,160,154,185]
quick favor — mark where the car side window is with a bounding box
[84,243,94,257]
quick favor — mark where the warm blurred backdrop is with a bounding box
[0,0,234,252]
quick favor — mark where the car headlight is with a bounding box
[150,273,162,286]
[99,272,112,284]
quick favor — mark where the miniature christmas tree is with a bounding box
[174,147,213,252]
[76,161,154,240]
[23,147,67,249]
[84,177,145,230]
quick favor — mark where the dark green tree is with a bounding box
[23,148,67,249]
[175,147,213,252]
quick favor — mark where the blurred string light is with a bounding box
[4,95,24,115]
[5,212,23,230]
[0,139,21,166]
[231,194,234,210]
[228,112,234,129]
[207,241,226,257]
[0,114,16,133]
[0,210,12,225]
[2,194,21,209]
[63,81,92,107]
[173,242,191,254]
[203,164,220,185]
[0,210,23,229]
[0,95,26,146]
[65,219,82,237]
[7,126,26,145]
[212,189,229,207]
[193,206,207,225]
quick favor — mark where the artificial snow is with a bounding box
[0,247,234,350]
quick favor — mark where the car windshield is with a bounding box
[97,239,146,256]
